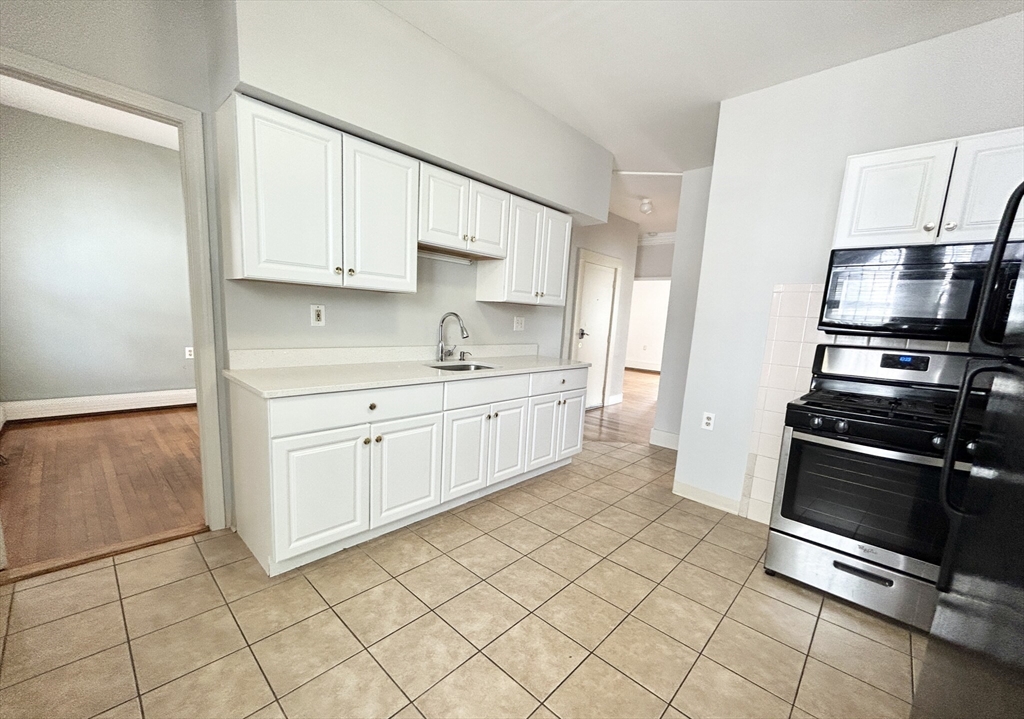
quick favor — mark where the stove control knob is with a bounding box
[834,419,849,434]
[810,416,823,430]
[966,441,978,456]
[931,434,946,451]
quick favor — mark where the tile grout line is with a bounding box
[111,563,145,719]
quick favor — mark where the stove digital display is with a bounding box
[880,353,930,371]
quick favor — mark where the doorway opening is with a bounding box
[0,58,224,582]
[569,249,622,409]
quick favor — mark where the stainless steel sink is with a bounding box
[427,362,495,372]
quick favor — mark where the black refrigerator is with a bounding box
[912,182,1024,718]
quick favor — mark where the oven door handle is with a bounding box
[971,180,1024,355]
[939,358,1010,518]
[791,431,972,471]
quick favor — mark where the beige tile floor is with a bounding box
[0,442,925,719]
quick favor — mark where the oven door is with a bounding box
[770,428,973,582]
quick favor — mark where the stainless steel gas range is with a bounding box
[764,345,986,630]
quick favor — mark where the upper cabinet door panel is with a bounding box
[833,140,956,249]
[343,135,419,293]
[506,197,544,303]
[468,182,510,259]
[539,209,572,306]
[419,163,470,252]
[235,95,344,285]
[941,128,1024,243]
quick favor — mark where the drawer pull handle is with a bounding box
[369,403,377,410]
[363,437,371,445]
[375,435,383,443]
[561,379,566,384]
[833,561,894,587]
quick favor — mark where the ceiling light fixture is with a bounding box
[639,198,654,215]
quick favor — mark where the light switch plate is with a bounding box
[311,304,325,326]
[513,316,525,332]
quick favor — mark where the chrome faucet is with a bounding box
[437,312,469,362]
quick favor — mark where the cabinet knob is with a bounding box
[493,412,498,418]
[561,379,566,384]
[486,414,492,420]
[363,437,371,445]
[923,222,936,232]
[535,292,540,297]
[348,268,356,276]
[944,221,958,231]
[470,236,477,242]
[369,403,377,410]
[375,435,382,443]
[463,234,469,241]
[540,292,545,297]
[334,267,343,275]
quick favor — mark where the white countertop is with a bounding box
[223,355,590,399]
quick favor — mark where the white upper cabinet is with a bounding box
[418,162,510,259]
[833,140,956,249]
[224,94,345,285]
[833,127,1024,249]
[468,182,511,259]
[539,208,573,306]
[477,197,572,306]
[419,163,470,253]
[940,128,1024,243]
[343,135,419,293]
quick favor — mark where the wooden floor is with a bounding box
[585,368,660,445]
[0,406,205,575]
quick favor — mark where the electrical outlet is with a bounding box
[184,347,194,359]
[513,316,525,332]
[701,412,715,431]
[311,304,325,326]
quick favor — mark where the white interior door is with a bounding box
[573,259,617,408]
[941,128,1024,243]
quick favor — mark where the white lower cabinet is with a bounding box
[271,424,370,561]
[443,397,529,500]
[489,398,528,484]
[557,389,586,460]
[526,393,561,471]
[371,413,443,527]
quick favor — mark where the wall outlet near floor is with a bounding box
[184,346,194,359]
[513,316,525,331]
[701,412,715,431]
[311,304,325,326]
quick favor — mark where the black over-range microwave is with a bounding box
[818,241,1022,342]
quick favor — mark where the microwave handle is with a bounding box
[970,181,1024,356]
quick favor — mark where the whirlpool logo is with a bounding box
[858,544,878,555]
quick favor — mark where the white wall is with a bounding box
[635,241,674,279]
[674,13,1024,509]
[230,0,612,224]
[0,105,194,401]
[563,214,640,403]
[651,167,713,448]
[625,280,671,372]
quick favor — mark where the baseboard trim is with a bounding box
[649,428,679,449]
[604,393,623,406]
[1,389,197,422]
[625,362,661,372]
[672,481,741,514]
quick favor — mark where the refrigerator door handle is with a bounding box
[971,180,1024,356]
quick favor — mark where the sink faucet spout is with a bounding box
[438,312,470,362]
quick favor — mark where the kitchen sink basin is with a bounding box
[427,362,495,371]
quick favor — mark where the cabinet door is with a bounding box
[489,398,528,484]
[271,424,370,561]
[419,163,470,252]
[234,95,344,285]
[442,405,490,502]
[468,182,510,259]
[526,393,560,471]
[833,140,956,249]
[941,128,1024,243]
[371,413,442,527]
[343,135,419,292]
[539,209,572,306]
[505,196,544,304]
[557,390,586,460]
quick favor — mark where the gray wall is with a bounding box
[562,213,640,402]
[652,167,712,444]
[225,257,565,357]
[635,242,674,279]
[0,105,194,401]
[674,13,1024,504]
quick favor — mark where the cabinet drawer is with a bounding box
[270,383,444,437]
[530,368,588,396]
[444,374,531,410]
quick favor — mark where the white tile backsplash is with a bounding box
[747,499,773,524]
[868,336,909,349]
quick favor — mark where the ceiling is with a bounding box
[609,174,682,235]
[378,0,1020,231]
[0,75,179,149]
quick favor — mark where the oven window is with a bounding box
[823,268,975,325]
[780,439,953,565]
